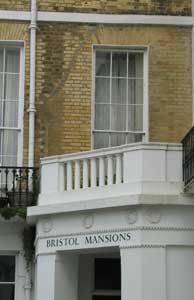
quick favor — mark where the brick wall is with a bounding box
[0,0,191,16]
[0,1,29,11]
[0,21,191,164]
[38,0,191,16]
[34,23,192,163]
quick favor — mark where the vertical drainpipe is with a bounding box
[25,1,37,300]
[28,0,37,168]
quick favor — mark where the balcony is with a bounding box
[0,167,39,208]
[35,143,182,210]
[182,126,194,191]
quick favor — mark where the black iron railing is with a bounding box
[0,167,39,208]
[182,126,194,186]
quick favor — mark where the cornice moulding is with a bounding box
[0,10,192,26]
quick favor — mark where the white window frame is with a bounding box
[0,41,25,167]
[91,45,149,149]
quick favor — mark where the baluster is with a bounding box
[66,161,73,191]
[90,158,97,188]
[0,169,1,198]
[18,168,22,207]
[25,168,29,206]
[107,156,113,186]
[99,157,105,186]
[5,168,9,194]
[83,159,89,189]
[32,168,37,205]
[59,163,65,192]
[116,154,122,184]
[75,160,80,190]
[12,168,16,206]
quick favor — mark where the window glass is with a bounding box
[128,105,143,131]
[96,52,110,76]
[93,297,121,300]
[93,49,144,149]
[0,46,21,167]
[128,79,143,104]
[0,256,15,282]
[0,256,15,300]
[112,78,126,104]
[5,49,20,73]
[94,258,121,291]
[0,49,4,72]
[5,74,19,100]
[0,284,15,300]
[95,104,110,130]
[128,53,143,78]
[111,133,126,147]
[95,78,110,104]
[93,132,109,149]
[112,52,127,77]
[111,105,126,131]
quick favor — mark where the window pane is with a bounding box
[111,133,126,147]
[128,105,143,131]
[0,100,3,126]
[93,132,109,149]
[96,52,110,76]
[127,133,143,143]
[0,256,15,282]
[111,105,126,131]
[95,78,110,103]
[112,78,126,105]
[128,53,143,78]
[0,49,3,72]
[1,155,17,167]
[93,297,121,300]
[0,284,14,300]
[2,100,19,127]
[5,49,20,73]
[1,130,18,157]
[112,52,127,77]
[128,79,143,104]
[0,73,3,99]
[4,74,19,100]
[95,258,121,290]
[95,104,110,130]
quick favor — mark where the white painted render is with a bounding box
[32,204,194,300]
[0,10,192,26]
[26,142,194,300]
[0,218,27,300]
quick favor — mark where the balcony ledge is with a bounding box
[27,192,194,225]
[27,142,185,224]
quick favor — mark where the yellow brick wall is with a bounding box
[0,1,29,11]
[0,21,191,164]
[35,23,192,163]
[0,0,191,16]
[38,0,191,15]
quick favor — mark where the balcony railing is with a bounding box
[39,143,182,206]
[182,126,194,187]
[0,167,39,208]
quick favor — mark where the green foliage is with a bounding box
[0,207,26,220]
[23,226,35,271]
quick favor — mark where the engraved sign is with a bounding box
[44,230,132,251]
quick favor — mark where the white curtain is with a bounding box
[94,51,143,148]
[0,48,20,166]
